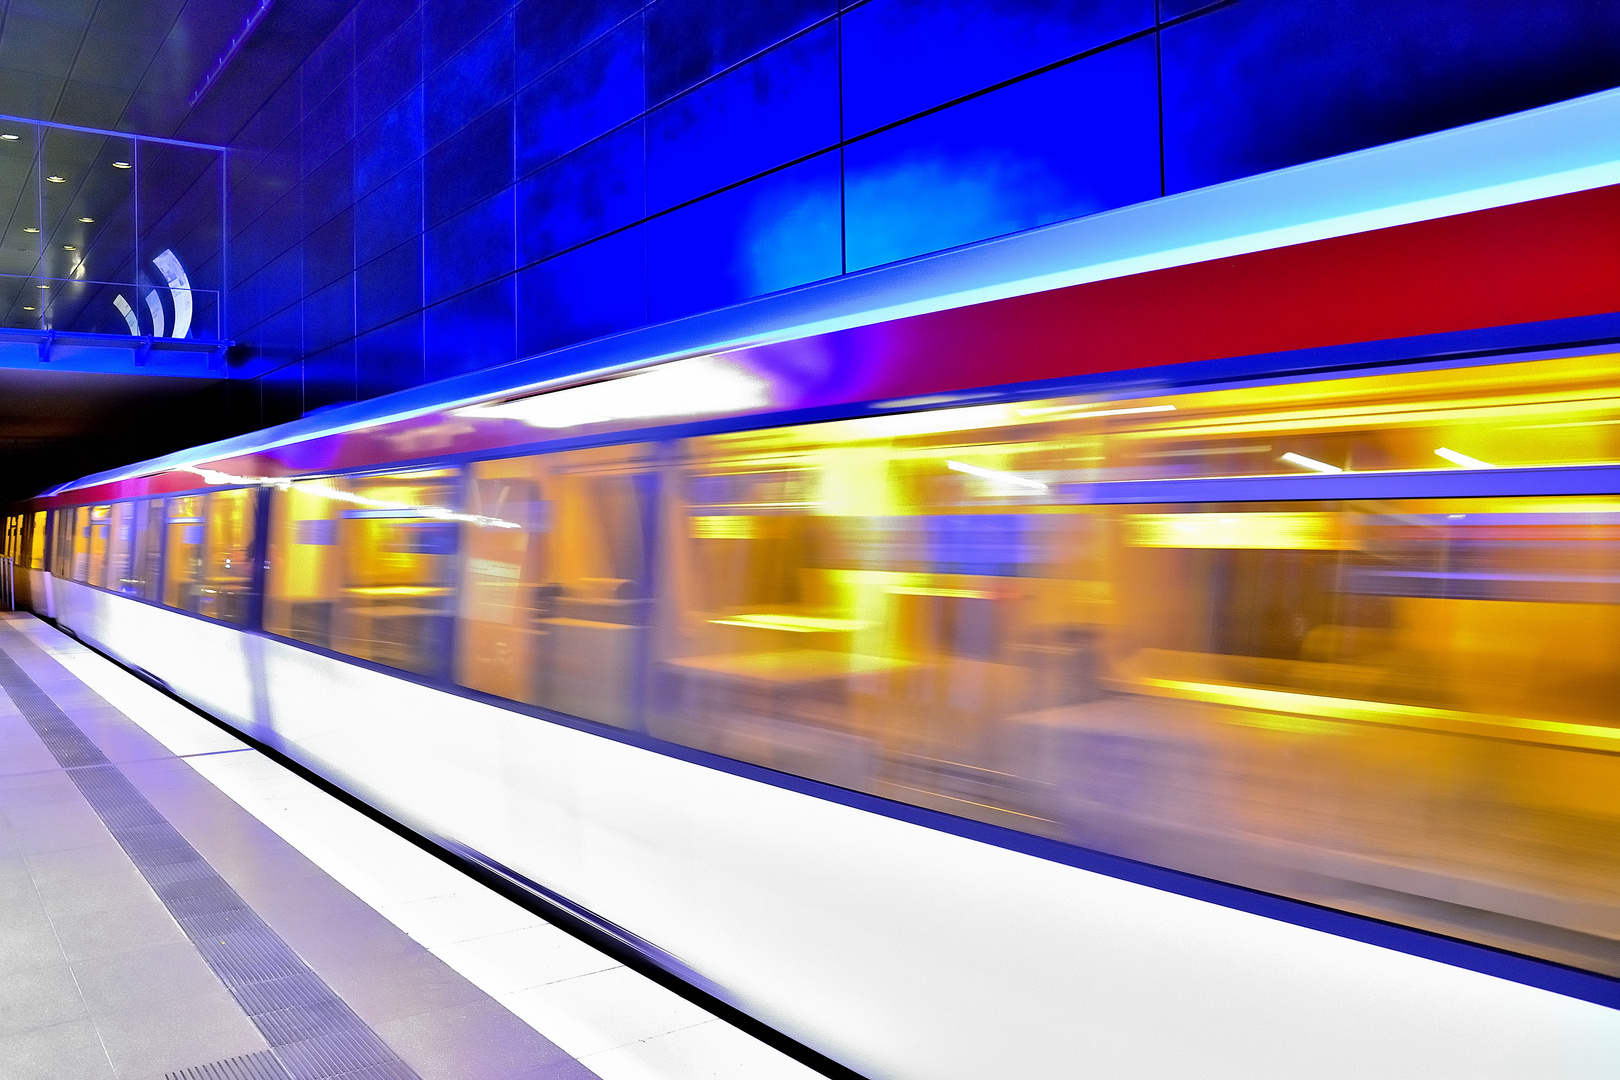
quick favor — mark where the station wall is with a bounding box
[222,0,1620,423]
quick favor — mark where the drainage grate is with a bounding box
[0,640,421,1080]
[167,1050,292,1080]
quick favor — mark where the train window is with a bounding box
[86,505,112,587]
[29,511,44,570]
[163,490,256,624]
[268,469,461,677]
[456,445,654,727]
[164,496,204,608]
[266,478,344,649]
[650,419,1102,795]
[627,398,1620,975]
[130,498,165,600]
[104,502,135,592]
[53,509,73,578]
[71,506,92,582]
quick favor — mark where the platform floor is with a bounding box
[0,612,822,1080]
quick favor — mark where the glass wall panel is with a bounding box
[1,120,42,331]
[457,445,654,727]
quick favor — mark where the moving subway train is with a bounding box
[10,101,1620,1079]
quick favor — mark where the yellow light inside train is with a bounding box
[1434,446,1495,468]
[1016,402,1177,420]
[1126,512,1352,549]
[691,515,756,538]
[710,614,869,632]
[1279,451,1343,473]
[945,459,1049,490]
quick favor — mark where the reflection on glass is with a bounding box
[268,471,461,678]
[104,502,134,591]
[29,511,45,569]
[86,505,111,587]
[53,509,73,578]
[131,498,164,600]
[622,356,1620,974]
[82,349,1620,975]
[162,490,255,623]
[457,446,654,727]
[71,506,91,582]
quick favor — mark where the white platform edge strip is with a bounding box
[3,616,821,1080]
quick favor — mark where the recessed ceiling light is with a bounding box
[62,245,76,251]
[23,306,35,311]
[22,227,38,233]
[0,133,18,141]
[112,161,131,169]
[45,175,65,183]
[78,216,93,222]
[37,283,50,289]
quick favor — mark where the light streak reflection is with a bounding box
[176,466,520,529]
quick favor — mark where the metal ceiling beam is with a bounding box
[0,327,229,378]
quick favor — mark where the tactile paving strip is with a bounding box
[0,642,421,1080]
[167,1049,292,1080]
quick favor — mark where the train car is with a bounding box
[11,93,1620,1077]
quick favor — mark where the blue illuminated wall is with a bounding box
[223,0,1620,423]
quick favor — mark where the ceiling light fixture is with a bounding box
[45,175,65,183]
[112,160,132,169]
[22,227,38,233]
[62,245,76,251]
[37,284,50,289]
[78,216,93,222]
[22,306,35,311]
[0,133,19,141]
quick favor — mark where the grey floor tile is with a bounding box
[50,897,188,964]
[0,962,90,1039]
[32,864,154,920]
[0,856,36,902]
[71,941,226,1015]
[0,1017,117,1080]
[14,817,115,857]
[315,947,490,1027]
[24,842,137,889]
[373,999,573,1080]
[5,800,108,835]
[0,909,67,979]
[0,743,56,777]
[0,772,81,805]
[90,989,267,1080]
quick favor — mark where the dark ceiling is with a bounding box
[0,0,354,507]
[0,367,227,505]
